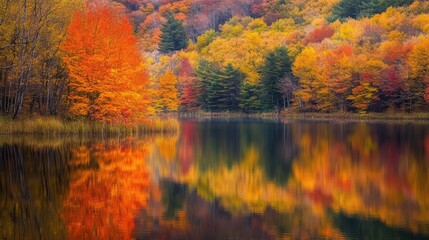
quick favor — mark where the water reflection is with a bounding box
[1,120,429,239]
[146,120,429,239]
[0,137,151,240]
[62,138,150,239]
[0,140,70,239]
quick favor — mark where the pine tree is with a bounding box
[218,64,245,111]
[196,61,245,111]
[195,60,220,111]
[240,81,263,113]
[329,0,414,21]
[158,14,188,53]
[260,46,292,111]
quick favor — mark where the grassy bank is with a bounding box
[0,117,179,136]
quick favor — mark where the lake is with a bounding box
[1,119,429,239]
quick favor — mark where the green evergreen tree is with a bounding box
[329,0,363,21]
[329,0,414,22]
[260,46,292,111]
[218,64,244,111]
[158,14,188,53]
[196,61,245,111]
[240,81,263,113]
[195,60,221,111]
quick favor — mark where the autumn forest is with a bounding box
[1,0,429,123]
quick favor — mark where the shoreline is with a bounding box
[280,112,429,121]
[178,111,429,121]
[2,112,429,136]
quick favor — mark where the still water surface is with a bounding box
[1,119,429,239]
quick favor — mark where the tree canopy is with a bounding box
[61,2,150,122]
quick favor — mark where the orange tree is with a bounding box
[61,1,151,123]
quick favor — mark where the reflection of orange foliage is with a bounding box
[149,126,346,239]
[62,140,150,240]
[292,124,429,234]
[425,134,429,162]
[156,133,178,161]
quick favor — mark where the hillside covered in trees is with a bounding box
[1,0,429,122]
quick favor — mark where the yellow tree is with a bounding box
[407,37,429,104]
[347,82,378,113]
[293,47,332,111]
[61,1,150,123]
[412,14,429,34]
[157,70,179,111]
[202,29,287,83]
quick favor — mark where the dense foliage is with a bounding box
[139,0,429,114]
[61,2,150,122]
[1,0,429,121]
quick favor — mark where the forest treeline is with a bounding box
[1,0,429,122]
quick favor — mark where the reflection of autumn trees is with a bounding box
[292,123,429,235]
[147,120,429,238]
[62,139,150,240]
[155,132,179,162]
[147,121,343,239]
[189,147,343,239]
[2,122,418,239]
[148,120,296,186]
[136,183,287,240]
[14,121,429,239]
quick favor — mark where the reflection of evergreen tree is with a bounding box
[332,212,429,240]
[195,121,242,171]
[191,120,295,185]
[150,120,429,239]
[161,181,188,218]
[239,121,295,185]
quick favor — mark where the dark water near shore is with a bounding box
[1,119,429,239]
